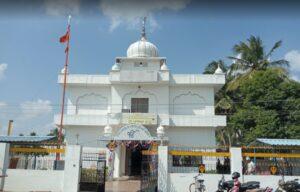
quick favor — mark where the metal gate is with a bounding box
[140,151,158,192]
[80,153,106,192]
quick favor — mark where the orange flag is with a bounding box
[59,30,69,43]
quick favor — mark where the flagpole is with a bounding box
[57,15,71,160]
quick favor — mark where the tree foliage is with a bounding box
[227,36,289,91]
[204,36,300,146]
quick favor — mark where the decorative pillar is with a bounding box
[0,143,10,191]
[104,124,112,137]
[157,125,165,146]
[230,147,243,175]
[106,148,115,180]
[63,145,82,192]
[113,146,121,178]
[158,146,168,192]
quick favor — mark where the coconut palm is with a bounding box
[227,36,289,90]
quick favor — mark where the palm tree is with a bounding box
[227,35,289,90]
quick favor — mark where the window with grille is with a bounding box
[131,98,149,113]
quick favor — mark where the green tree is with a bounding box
[47,128,64,142]
[228,106,282,145]
[228,69,300,145]
[204,37,299,146]
[227,36,289,90]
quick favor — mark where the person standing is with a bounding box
[245,157,256,175]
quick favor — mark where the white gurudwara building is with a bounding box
[54,22,226,178]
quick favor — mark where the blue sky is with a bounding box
[0,0,300,135]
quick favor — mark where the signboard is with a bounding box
[199,164,206,173]
[269,165,278,175]
[122,113,157,125]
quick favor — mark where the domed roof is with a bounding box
[126,17,158,58]
[127,37,159,58]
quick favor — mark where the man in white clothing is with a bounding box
[246,157,256,175]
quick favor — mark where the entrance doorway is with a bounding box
[125,147,142,176]
[79,152,106,192]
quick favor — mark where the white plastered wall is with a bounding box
[65,126,106,148]
[166,126,216,146]
[4,169,64,192]
[169,86,214,115]
[111,84,169,114]
[120,59,161,71]
[67,86,111,115]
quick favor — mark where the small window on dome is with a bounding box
[116,58,121,63]
[134,62,148,67]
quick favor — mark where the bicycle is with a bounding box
[189,173,206,192]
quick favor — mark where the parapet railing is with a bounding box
[242,146,300,176]
[168,146,230,174]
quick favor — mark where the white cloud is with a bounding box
[0,100,54,135]
[284,50,300,81]
[20,99,53,120]
[45,0,80,16]
[29,122,56,135]
[100,0,191,31]
[0,63,7,80]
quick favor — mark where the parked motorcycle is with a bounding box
[216,173,272,192]
[275,177,300,192]
[216,175,234,192]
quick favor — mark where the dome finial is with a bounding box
[214,64,224,74]
[141,17,147,40]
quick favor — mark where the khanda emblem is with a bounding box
[270,165,278,175]
[127,129,139,138]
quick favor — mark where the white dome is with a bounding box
[111,63,120,71]
[161,63,168,70]
[214,65,224,74]
[127,38,159,58]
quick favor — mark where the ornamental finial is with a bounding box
[141,17,147,40]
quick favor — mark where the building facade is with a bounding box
[54,27,226,178]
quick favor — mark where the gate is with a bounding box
[80,153,106,192]
[140,150,158,192]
